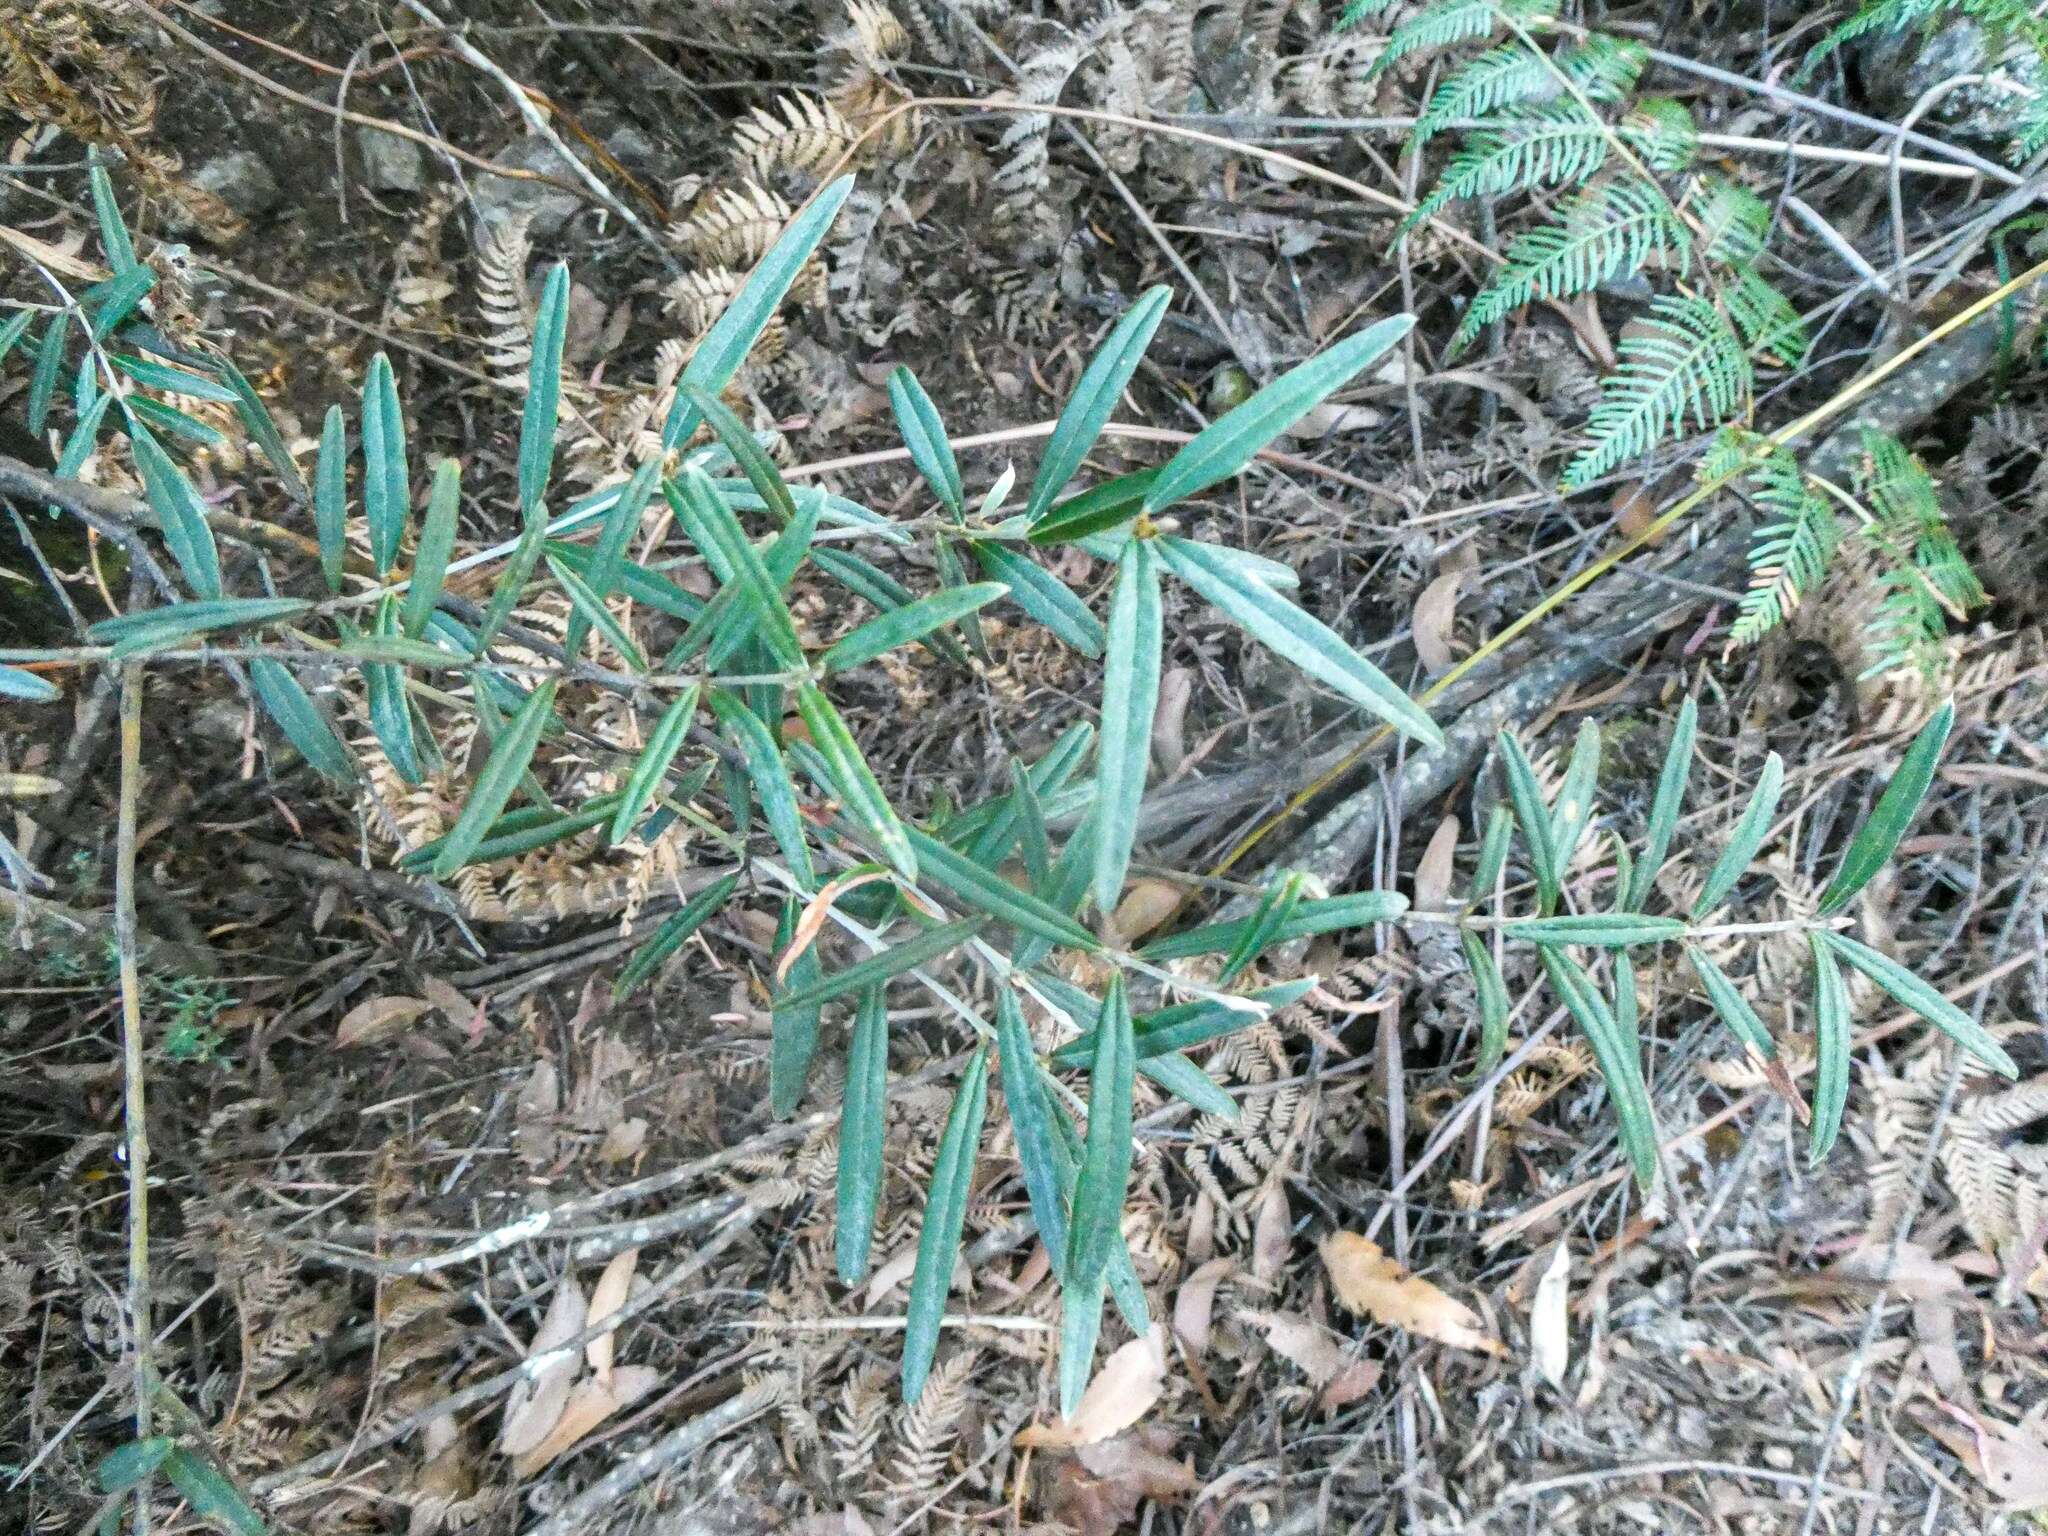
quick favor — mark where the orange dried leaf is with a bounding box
[1319,1231,1505,1357]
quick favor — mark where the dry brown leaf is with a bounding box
[1173,1258,1234,1361]
[1925,1401,2048,1509]
[1151,667,1193,776]
[1320,1231,1506,1356]
[1110,878,1185,946]
[1016,1332,1167,1449]
[1240,1308,1350,1386]
[1530,1241,1570,1389]
[776,869,893,983]
[510,1364,659,1477]
[498,1276,588,1456]
[1050,1430,1197,1536]
[1411,570,1466,676]
[417,973,475,1025]
[336,995,432,1047]
[585,1248,638,1383]
[1252,1181,1291,1284]
[1412,814,1461,913]
[861,1244,919,1309]
[515,1060,561,1166]
[598,1117,648,1163]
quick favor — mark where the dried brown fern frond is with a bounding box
[733,92,862,184]
[670,182,827,309]
[884,1346,978,1491]
[475,212,535,388]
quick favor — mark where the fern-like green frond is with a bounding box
[1861,562,1950,681]
[1416,35,1647,143]
[1725,269,1810,366]
[1339,0,1407,30]
[1856,428,1987,612]
[1726,436,1839,644]
[1693,175,1770,264]
[1561,294,1751,489]
[1371,0,1514,80]
[1623,98,1700,173]
[1407,104,1611,226]
[1452,180,1688,352]
[2014,92,2048,161]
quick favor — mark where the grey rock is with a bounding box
[191,150,280,219]
[1855,22,2044,145]
[473,135,585,238]
[604,124,658,169]
[356,126,426,193]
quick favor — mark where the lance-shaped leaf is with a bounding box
[362,601,423,783]
[361,352,409,575]
[836,985,892,1284]
[314,405,348,592]
[823,583,1008,674]
[771,894,824,1116]
[433,679,559,878]
[1092,538,1162,911]
[0,310,30,372]
[110,354,239,402]
[686,385,797,527]
[1504,914,1685,948]
[1027,287,1173,522]
[214,356,308,503]
[1818,700,1954,915]
[1138,1048,1236,1118]
[129,419,222,598]
[1807,933,1851,1163]
[613,872,738,999]
[672,469,806,668]
[401,793,630,872]
[1051,976,1318,1067]
[249,658,355,783]
[1540,946,1658,1190]
[474,506,551,658]
[1066,976,1136,1290]
[1144,315,1415,511]
[0,665,58,703]
[1467,803,1513,908]
[1220,870,1308,982]
[159,1446,265,1536]
[1140,890,1408,961]
[89,155,138,272]
[401,458,462,638]
[26,316,66,436]
[662,177,854,450]
[1059,1270,1107,1418]
[950,723,1095,857]
[712,692,814,888]
[1817,931,2016,1077]
[997,987,1071,1273]
[902,1046,990,1400]
[905,826,1099,952]
[609,685,701,845]
[1496,730,1560,912]
[1158,535,1442,747]
[1691,751,1783,917]
[1548,720,1601,872]
[89,597,310,657]
[548,539,706,625]
[520,263,571,518]
[568,456,663,655]
[1011,758,1051,886]
[1462,928,1511,1077]
[889,365,963,516]
[968,539,1104,656]
[98,1436,176,1494]
[1684,943,1776,1059]
[128,394,227,448]
[1626,696,1696,912]
[813,546,968,664]
[84,263,153,339]
[776,916,987,1015]
[545,552,648,672]
[1028,468,1158,548]
[932,533,990,661]
[793,684,912,881]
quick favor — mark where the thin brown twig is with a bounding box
[113,662,151,1532]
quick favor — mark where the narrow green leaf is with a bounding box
[771,893,824,1116]
[1051,976,1317,1066]
[1067,976,1136,1290]
[474,505,551,657]
[1138,1048,1236,1119]
[902,1046,990,1400]
[777,916,987,1015]
[823,583,1008,674]
[1028,468,1161,547]
[1540,945,1659,1190]
[313,405,348,593]
[672,468,806,668]
[0,664,59,702]
[361,352,408,575]
[1467,803,1513,909]
[1144,316,1415,511]
[797,683,916,882]
[97,1437,176,1494]
[712,691,815,888]
[1092,539,1162,911]
[125,393,226,448]
[1462,928,1510,1077]
[401,458,461,639]
[0,309,31,371]
[1691,751,1783,917]
[609,685,701,845]
[663,177,854,450]
[128,419,222,597]
[889,366,964,515]
[432,679,559,878]
[1027,287,1172,521]
[1548,720,1601,872]
[1011,759,1051,888]
[997,987,1071,1273]
[400,793,627,872]
[704,489,821,671]
[612,872,737,998]
[90,155,138,272]
[520,264,571,518]
[1818,701,1954,914]
[1219,870,1308,982]
[249,658,355,782]
[568,456,663,655]
[837,985,892,1284]
[1503,914,1685,948]
[213,356,308,503]
[1496,730,1560,912]
[110,354,239,402]
[1016,823,1097,970]
[1807,933,1851,1163]
[89,596,309,657]
[1140,889,1409,961]
[1817,931,2016,1077]
[1684,943,1776,1059]
[686,385,797,526]
[544,552,648,672]
[1058,1270,1107,1418]
[932,533,989,662]
[1626,696,1696,912]
[548,539,706,625]
[85,264,153,339]
[160,1447,266,1536]
[26,316,67,435]
[1157,535,1443,748]
[968,540,1105,657]
[362,607,419,785]
[906,826,1098,952]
